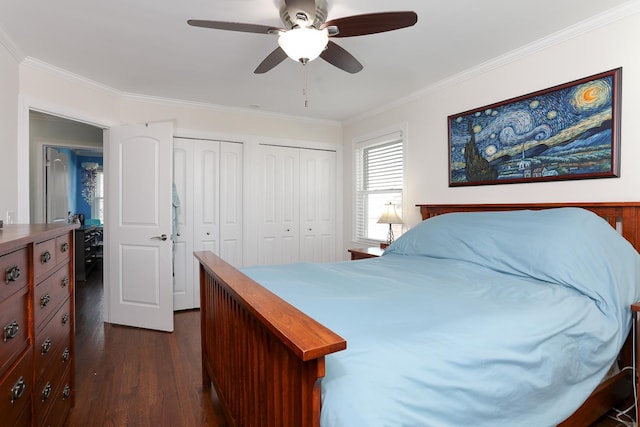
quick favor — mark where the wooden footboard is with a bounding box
[194,251,346,427]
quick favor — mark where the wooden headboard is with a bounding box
[417,202,640,253]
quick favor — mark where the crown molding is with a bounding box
[0,24,24,61]
[21,57,341,127]
[123,92,342,128]
[346,0,640,125]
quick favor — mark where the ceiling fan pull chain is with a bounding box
[303,66,309,108]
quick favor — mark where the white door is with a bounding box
[219,142,243,267]
[299,149,337,263]
[193,141,220,259]
[45,147,69,223]
[172,138,194,311]
[257,145,299,265]
[104,122,174,332]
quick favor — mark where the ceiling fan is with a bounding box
[188,0,417,74]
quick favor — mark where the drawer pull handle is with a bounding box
[5,265,20,283]
[10,376,26,403]
[3,320,19,342]
[41,250,52,264]
[41,382,52,402]
[61,242,69,252]
[62,347,70,362]
[62,384,71,400]
[61,276,69,288]
[62,313,70,325]
[41,337,52,355]
[40,293,51,308]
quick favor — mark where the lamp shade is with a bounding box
[278,27,328,63]
[377,202,403,225]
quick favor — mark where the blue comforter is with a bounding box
[241,208,640,426]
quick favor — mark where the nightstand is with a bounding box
[348,247,384,260]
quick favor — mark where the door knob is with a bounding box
[150,234,168,241]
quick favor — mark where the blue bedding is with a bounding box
[241,208,640,426]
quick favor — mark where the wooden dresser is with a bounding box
[0,223,78,427]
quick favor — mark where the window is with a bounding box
[354,130,405,244]
[92,170,104,223]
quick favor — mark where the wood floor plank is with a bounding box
[65,267,229,426]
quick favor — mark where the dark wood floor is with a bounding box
[65,266,229,426]
[64,265,633,426]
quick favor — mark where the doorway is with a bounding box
[29,110,105,285]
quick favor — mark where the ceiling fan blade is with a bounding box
[322,11,417,37]
[187,20,281,35]
[254,47,289,74]
[320,41,363,74]
[284,0,317,24]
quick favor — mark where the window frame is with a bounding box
[92,168,104,223]
[352,125,407,246]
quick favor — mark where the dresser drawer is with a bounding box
[35,298,72,377]
[34,262,72,330]
[38,364,72,427]
[0,247,29,301]
[56,232,72,265]
[0,347,33,426]
[35,357,72,425]
[35,238,58,281]
[0,288,29,375]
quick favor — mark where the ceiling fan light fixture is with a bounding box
[278,27,328,64]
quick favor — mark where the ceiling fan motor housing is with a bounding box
[280,0,328,29]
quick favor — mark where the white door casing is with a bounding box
[104,122,174,332]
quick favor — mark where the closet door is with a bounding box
[219,142,243,267]
[173,139,244,310]
[172,139,194,311]
[193,141,221,258]
[299,149,336,263]
[257,145,300,265]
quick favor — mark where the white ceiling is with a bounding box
[0,0,635,122]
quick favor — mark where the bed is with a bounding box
[195,202,640,426]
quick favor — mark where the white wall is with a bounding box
[342,8,640,248]
[15,60,342,225]
[0,37,19,222]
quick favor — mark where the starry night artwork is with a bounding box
[448,68,621,186]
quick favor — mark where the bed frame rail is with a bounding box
[195,251,346,427]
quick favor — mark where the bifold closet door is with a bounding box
[257,145,300,265]
[299,149,336,263]
[173,138,243,310]
[256,145,337,266]
[172,139,195,310]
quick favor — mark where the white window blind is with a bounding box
[354,131,404,244]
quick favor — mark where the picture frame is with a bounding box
[448,68,621,186]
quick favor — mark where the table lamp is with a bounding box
[377,202,403,248]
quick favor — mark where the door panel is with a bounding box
[105,122,173,332]
[220,142,243,267]
[258,145,299,265]
[172,140,193,311]
[299,149,336,263]
[194,142,220,256]
[45,147,69,224]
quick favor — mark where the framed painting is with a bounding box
[448,68,621,186]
